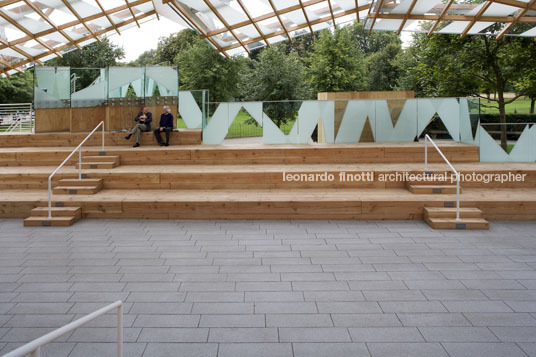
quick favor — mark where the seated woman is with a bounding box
[125,106,152,148]
[154,106,174,146]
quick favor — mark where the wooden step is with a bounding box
[425,217,489,230]
[24,216,78,227]
[30,206,81,219]
[83,155,120,164]
[424,207,483,219]
[408,185,460,194]
[53,186,100,195]
[75,162,118,169]
[58,178,103,188]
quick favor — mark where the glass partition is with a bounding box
[34,67,71,108]
[70,68,108,108]
[479,123,536,162]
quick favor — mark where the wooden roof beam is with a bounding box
[236,0,271,47]
[0,57,24,74]
[428,0,454,36]
[461,1,493,37]
[298,0,314,34]
[368,0,386,33]
[267,0,291,39]
[124,0,141,28]
[496,0,536,39]
[355,0,360,22]
[203,0,250,53]
[61,0,102,42]
[22,0,82,51]
[0,38,44,66]
[94,0,121,35]
[397,0,418,35]
[327,0,337,29]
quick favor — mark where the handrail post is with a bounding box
[456,174,461,221]
[424,135,428,170]
[102,121,105,153]
[117,303,123,357]
[47,177,52,220]
[78,148,82,180]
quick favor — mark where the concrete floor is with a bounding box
[0,219,535,357]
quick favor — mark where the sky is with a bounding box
[107,17,185,62]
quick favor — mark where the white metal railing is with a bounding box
[47,121,105,219]
[0,103,34,133]
[424,134,461,221]
[1,300,122,357]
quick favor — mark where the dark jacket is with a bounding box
[135,111,152,131]
[159,113,174,128]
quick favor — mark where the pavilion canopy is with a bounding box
[1,0,535,77]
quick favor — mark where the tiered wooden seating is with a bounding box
[424,207,489,230]
[0,140,535,227]
[53,178,103,195]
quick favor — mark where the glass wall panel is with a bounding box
[70,68,108,108]
[34,67,71,108]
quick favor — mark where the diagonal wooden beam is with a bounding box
[61,0,102,42]
[203,0,250,53]
[461,1,493,37]
[236,0,271,47]
[496,0,536,39]
[0,57,24,74]
[0,9,62,58]
[327,0,337,29]
[397,0,418,34]
[355,0,360,22]
[22,0,82,51]
[267,0,291,39]
[218,4,370,52]
[94,0,121,35]
[368,0,386,33]
[151,0,160,20]
[0,38,44,66]
[125,0,141,28]
[298,0,314,34]
[428,0,454,36]
[170,0,230,58]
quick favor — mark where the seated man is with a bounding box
[125,106,152,147]
[154,106,174,146]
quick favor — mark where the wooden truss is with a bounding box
[0,0,156,75]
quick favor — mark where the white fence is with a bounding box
[0,103,34,133]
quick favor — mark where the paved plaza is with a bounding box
[0,218,536,357]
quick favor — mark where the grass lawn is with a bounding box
[479,97,535,115]
[177,110,296,138]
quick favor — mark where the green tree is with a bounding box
[366,42,401,91]
[155,30,199,65]
[246,44,310,127]
[130,49,157,66]
[306,27,365,94]
[0,70,34,104]
[398,30,536,150]
[349,21,402,56]
[176,37,247,102]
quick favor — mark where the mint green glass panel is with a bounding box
[71,68,108,108]
[262,101,302,144]
[335,100,376,143]
[34,67,71,108]
[375,99,418,142]
[145,66,179,97]
[108,67,145,98]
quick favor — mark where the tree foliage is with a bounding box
[0,70,34,104]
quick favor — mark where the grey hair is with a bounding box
[163,106,171,113]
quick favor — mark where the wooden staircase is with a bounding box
[424,207,489,230]
[75,154,120,169]
[24,206,82,227]
[53,178,103,195]
[406,172,488,230]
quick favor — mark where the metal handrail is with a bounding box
[47,121,105,219]
[424,135,461,221]
[1,301,122,357]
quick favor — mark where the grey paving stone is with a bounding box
[192,303,253,314]
[3,314,74,328]
[126,292,186,303]
[418,327,498,342]
[442,301,513,313]
[199,314,265,327]
[304,291,365,302]
[1,327,71,342]
[266,313,332,327]
[363,290,426,301]
[397,313,471,327]
[518,343,536,357]
[129,302,192,314]
[464,312,536,326]
[442,343,527,357]
[185,292,244,303]
[490,327,536,342]
[143,341,217,355]
[367,343,448,357]
[137,328,209,342]
[8,303,74,314]
[68,342,146,357]
[208,328,278,342]
[349,327,423,342]
[133,314,200,328]
[0,342,74,357]
[331,313,401,327]
[218,343,293,357]
[255,302,317,314]
[505,301,536,312]
[279,328,351,342]
[293,342,369,357]
[379,301,447,313]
